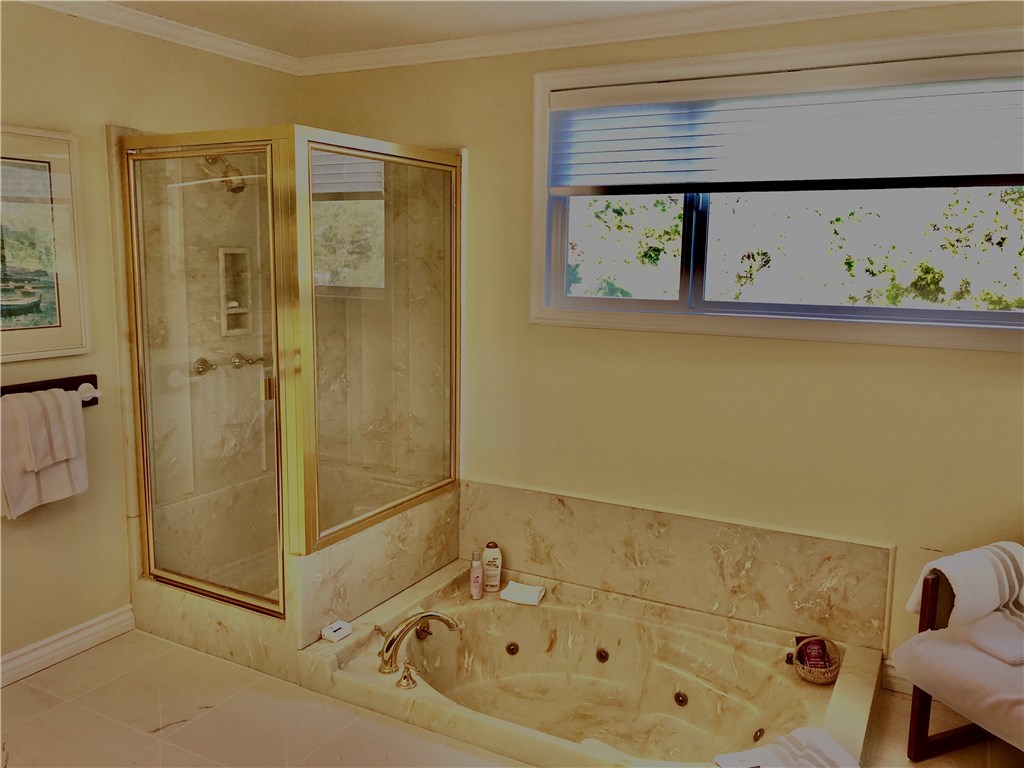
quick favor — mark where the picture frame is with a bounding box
[1,125,89,361]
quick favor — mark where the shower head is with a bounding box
[202,155,247,194]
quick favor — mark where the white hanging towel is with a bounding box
[906,541,1024,665]
[5,390,78,470]
[1,389,89,519]
[907,542,1024,625]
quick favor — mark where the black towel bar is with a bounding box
[0,373,100,407]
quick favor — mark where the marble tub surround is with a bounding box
[461,481,893,650]
[299,561,881,767]
[295,485,459,647]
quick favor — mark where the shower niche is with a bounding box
[123,126,460,615]
[218,247,252,336]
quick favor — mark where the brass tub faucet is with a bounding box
[373,611,461,674]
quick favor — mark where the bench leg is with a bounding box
[907,685,991,762]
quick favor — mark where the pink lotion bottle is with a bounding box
[470,550,484,600]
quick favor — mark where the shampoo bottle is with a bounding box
[483,541,502,592]
[470,550,484,600]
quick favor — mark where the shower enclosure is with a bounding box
[123,126,459,615]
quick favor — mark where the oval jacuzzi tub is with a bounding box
[301,562,881,767]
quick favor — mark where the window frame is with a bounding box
[532,31,1024,351]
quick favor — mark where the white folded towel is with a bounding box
[714,727,858,768]
[500,581,546,606]
[906,542,1024,665]
[1,390,89,519]
[952,610,1024,665]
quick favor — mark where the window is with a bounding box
[310,149,385,293]
[535,42,1024,348]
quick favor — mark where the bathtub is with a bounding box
[300,562,881,766]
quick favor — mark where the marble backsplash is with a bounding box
[460,481,892,649]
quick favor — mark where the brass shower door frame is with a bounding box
[122,124,462,612]
[121,126,292,617]
[289,126,462,554]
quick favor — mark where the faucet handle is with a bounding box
[396,659,418,689]
[414,620,433,640]
[373,624,388,638]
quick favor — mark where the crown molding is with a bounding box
[31,1,306,75]
[292,1,950,76]
[31,1,961,77]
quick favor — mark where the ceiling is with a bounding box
[32,1,935,75]
[114,1,693,59]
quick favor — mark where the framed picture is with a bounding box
[1,126,88,361]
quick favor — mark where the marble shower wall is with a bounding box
[295,485,459,647]
[151,474,278,598]
[460,481,892,649]
[179,152,273,499]
[317,463,418,525]
[314,161,452,533]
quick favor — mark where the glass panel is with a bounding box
[133,149,281,605]
[310,151,385,290]
[313,150,453,535]
[565,195,683,300]
[704,187,1024,313]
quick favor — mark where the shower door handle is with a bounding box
[261,376,277,401]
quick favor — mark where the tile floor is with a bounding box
[2,631,1022,767]
[1,632,521,767]
[861,689,1023,768]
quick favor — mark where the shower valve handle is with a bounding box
[193,357,218,375]
[231,352,266,369]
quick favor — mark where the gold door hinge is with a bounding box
[261,376,277,401]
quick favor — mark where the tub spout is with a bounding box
[374,611,461,674]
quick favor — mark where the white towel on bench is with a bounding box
[714,727,858,768]
[953,609,1024,665]
[906,541,1024,665]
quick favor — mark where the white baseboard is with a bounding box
[1,605,135,687]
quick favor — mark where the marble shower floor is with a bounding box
[1,630,1021,767]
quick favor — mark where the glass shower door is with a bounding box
[303,139,458,546]
[128,144,282,613]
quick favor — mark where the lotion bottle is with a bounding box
[483,541,502,592]
[470,550,484,600]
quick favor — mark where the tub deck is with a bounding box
[299,561,881,767]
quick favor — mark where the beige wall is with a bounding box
[297,2,1024,647]
[0,3,298,654]
[2,1,1021,657]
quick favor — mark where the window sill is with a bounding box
[529,305,1023,352]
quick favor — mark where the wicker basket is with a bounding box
[793,636,842,685]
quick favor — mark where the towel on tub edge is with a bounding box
[714,727,858,768]
[906,541,1024,665]
[499,581,545,605]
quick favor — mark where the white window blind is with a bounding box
[549,77,1024,190]
[310,150,384,198]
